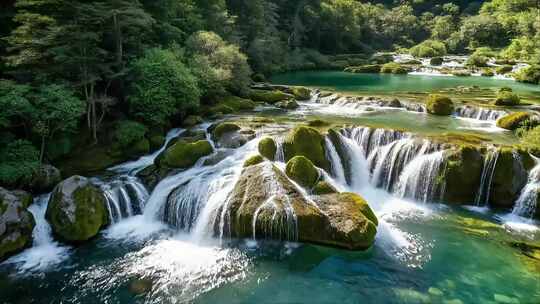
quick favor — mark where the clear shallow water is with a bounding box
[270,71,540,96]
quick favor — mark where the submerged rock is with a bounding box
[283,127,330,171]
[285,156,320,189]
[45,176,109,243]
[29,164,62,193]
[0,188,35,262]
[221,163,378,250]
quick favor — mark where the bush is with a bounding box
[494,91,520,106]
[410,40,447,58]
[113,120,148,148]
[466,55,489,67]
[129,48,200,127]
[515,65,540,85]
[521,126,540,153]
[495,65,513,75]
[481,69,494,77]
[497,112,531,130]
[426,94,454,116]
[0,140,40,187]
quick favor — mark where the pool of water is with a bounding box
[270,71,540,97]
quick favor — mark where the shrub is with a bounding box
[114,120,148,148]
[466,55,489,67]
[494,91,520,106]
[515,65,540,85]
[0,140,40,187]
[497,112,531,130]
[129,48,200,127]
[426,94,454,116]
[410,40,447,58]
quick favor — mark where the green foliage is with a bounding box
[129,48,200,126]
[496,112,530,130]
[0,80,33,128]
[258,137,277,161]
[494,91,521,106]
[113,120,148,148]
[466,54,489,67]
[0,140,40,187]
[515,65,540,85]
[520,126,540,153]
[410,40,447,58]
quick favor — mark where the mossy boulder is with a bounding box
[440,146,484,204]
[496,65,513,75]
[286,156,320,188]
[222,163,378,250]
[211,122,255,149]
[219,96,257,111]
[157,140,213,169]
[276,100,299,110]
[29,164,62,193]
[494,91,521,106]
[426,94,454,116]
[290,87,311,101]
[430,57,444,66]
[344,64,381,73]
[249,90,292,104]
[136,164,171,191]
[313,181,338,195]
[452,70,471,77]
[258,137,277,161]
[182,115,203,127]
[283,127,330,171]
[489,148,530,208]
[380,62,409,74]
[212,123,241,140]
[481,69,495,77]
[496,112,531,130]
[244,155,264,168]
[45,176,108,243]
[0,188,35,262]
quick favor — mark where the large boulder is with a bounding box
[283,127,330,171]
[249,90,293,104]
[211,123,255,149]
[29,164,62,193]
[489,148,531,208]
[157,140,213,169]
[258,137,277,161]
[286,156,319,189]
[496,112,531,130]
[220,163,378,250]
[290,87,311,101]
[45,176,109,243]
[426,94,454,116]
[439,146,483,204]
[0,188,35,261]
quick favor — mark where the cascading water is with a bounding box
[455,106,506,121]
[324,136,347,186]
[395,151,446,203]
[474,149,499,206]
[94,176,149,223]
[512,159,540,218]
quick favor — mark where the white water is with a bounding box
[110,128,185,175]
[474,149,499,206]
[395,151,446,203]
[455,106,506,121]
[512,159,540,218]
[95,176,149,223]
[6,194,70,273]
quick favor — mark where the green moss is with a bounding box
[494,91,521,106]
[426,94,454,116]
[496,112,530,130]
[466,55,489,67]
[243,155,264,167]
[515,65,540,85]
[452,70,472,77]
[495,65,513,75]
[481,69,494,77]
[149,135,165,151]
[285,156,319,188]
[249,90,292,104]
[252,73,266,82]
[313,181,337,195]
[283,126,330,171]
[409,40,447,58]
[489,147,529,208]
[159,140,213,169]
[113,120,148,148]
[440,146,483,204]
[182,115,203,127]
[307,119,330,127]
[344,64,381,73]
[212,123,241,140]
[258,137,277,161]
[380,62,409,74]
[430,57,443,66]
[290,87,311,101]
[339,192,378,226]
[219,96,257,111]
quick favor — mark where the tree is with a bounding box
[129,48,200,126]
[0,140,40,187]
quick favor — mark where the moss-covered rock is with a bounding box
[276,100,299,110]
[426,94,454,116]
[149,134,166,151]
[344,64,381,73]
[283,126,330,171]
[496,112,531,130]
[29,164,62,193]
[211,122,254,149]
[244,155,264,167]
[157,140,213,169]
[430,57,443,66]
[258,137,277,161]
[136,164,171,191]
[481,69,494,77]
[219,96,257,111]
[380,62,409,74]
[0,188,35,262]
[496,65,513,75]
[45,176,108,244]
[313,181,338,195]
[307,119,330,127]
[212,123,241,140]
[182,115,203,127]
[223,163,378,250]
[489,148,530,208]
[452,70,472,77]
[249,90,292,104]
[494,91,521,106]
[286,156,319,188]
[440,146,484,204]
[290,87,311,101]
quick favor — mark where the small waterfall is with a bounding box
[340,126,405,158]
[95,176,149,223]
[512,159,540,218]
[395,151,446,203]
[474,149,500,206]
[455,106,506,121]
[324,136,347,186]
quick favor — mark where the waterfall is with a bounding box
[455,106,506,121]
[395,151,446,203]
[95,176,149,224]
[474,149,499,206]
[324,136,347,186]
[512,159,540,218]
[6,194,70,272]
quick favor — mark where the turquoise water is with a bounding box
[270,71,540,95]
